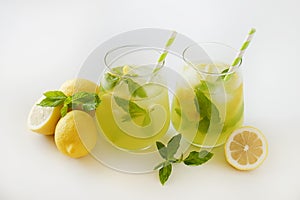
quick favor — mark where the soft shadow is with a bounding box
[211,145,229,167]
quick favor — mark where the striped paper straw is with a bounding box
[152,31,177,74]
[224,28,256,80]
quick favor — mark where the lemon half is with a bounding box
[225,126,268,170]
[27,98,61,135]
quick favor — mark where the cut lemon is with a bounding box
[225,126,268,170]
[27,97,62,135]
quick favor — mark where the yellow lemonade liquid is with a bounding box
[96,66,170,151]
[171,63,244,147]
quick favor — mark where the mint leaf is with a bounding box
[71,92,101,112]
[102,72,120,91]
[194,84,221,133]
[167,134,181,159]
[38,90,67,107]
[111,66,124,75]
[194,86,211,117]
[43,91,67,99]
[113,96,150,126]
[156,142,167,159]
[198,116,210,133]
[125,78,147,98]
[64,96,72,105]
[38,90,101,117]
[113,96,129,112]
[61,103,69,117]
[71,91,91,102]
[37,98,65,107]
[154,134,214,185]
[183,150,213,166]
[159,163,172,185]
[73,92,101,111]
[128,101,147,118]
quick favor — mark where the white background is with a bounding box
[1,0,300,199]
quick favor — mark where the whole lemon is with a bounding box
[60,78,99,96]
[55,110,98,158]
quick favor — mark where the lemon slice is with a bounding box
[225,126,268,170]
[27,97,61,135]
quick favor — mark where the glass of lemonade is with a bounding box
[96,46,170,151]
[171,43,244,148]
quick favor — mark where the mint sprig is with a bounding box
[100,66,150,126]
[37,91,101,117]
[154,134,213,185]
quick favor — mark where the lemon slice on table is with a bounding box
[225,126,268,170]
[27,98,62,135]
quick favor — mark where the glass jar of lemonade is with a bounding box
[171,43,244,148]
[96,46,170,151]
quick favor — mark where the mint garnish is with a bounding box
[38,91,101,117]
[101,66,147,98]
[101,65,150,126]
[154,134,213,185]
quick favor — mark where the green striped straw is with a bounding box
[152,31,177,74]
[224,28,256,80]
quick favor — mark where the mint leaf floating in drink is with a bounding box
[223,28,256,81]
[101,65,148,99]
[194,83,221,133]
[124,78,147,98]
[38,91,101,117]
[113,96,151,126]
[101,72,121,91]
[154,134,213,185]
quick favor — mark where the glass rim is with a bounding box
[182,42,242,76]
[104,45,167,78]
